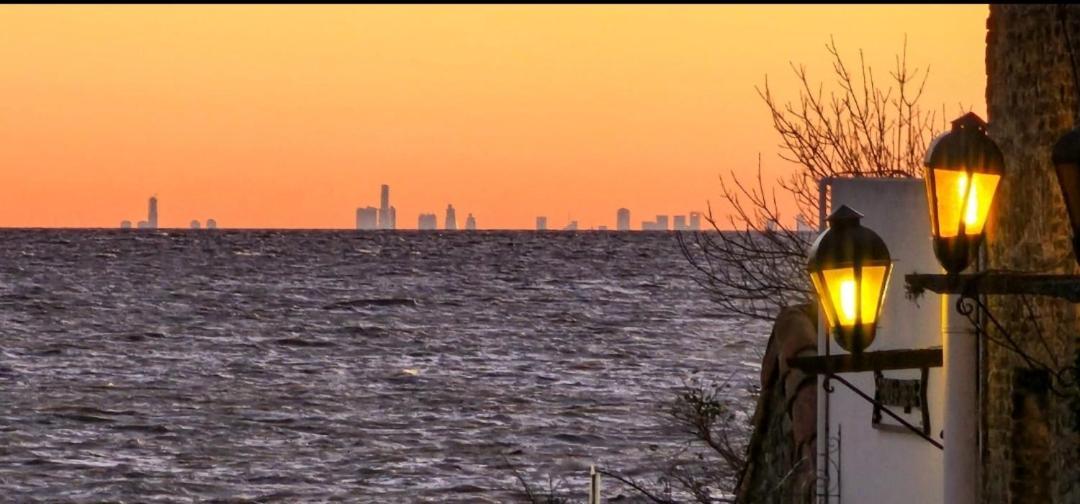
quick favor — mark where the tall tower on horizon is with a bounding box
[418,213,438,230]
[357,207,378,230]
[536,216,547,231]
[465,213,476,230]
[689,212,702,231]
[148,195,158,229]
[445,204,457,230]
[617,208,631,231]
[673,215,688,231]
[378,184,391,230]
[655,215,669,231]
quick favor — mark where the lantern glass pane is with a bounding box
[810,273,838,328]
[820,265,889,326]
[932,169,1001,237]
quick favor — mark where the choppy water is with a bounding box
[0,230,768,502]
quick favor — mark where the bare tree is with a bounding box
[514,36,949,504]
[512,376,754,504]
[679,36,943,322]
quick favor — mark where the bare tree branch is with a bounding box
[683,36,944,322]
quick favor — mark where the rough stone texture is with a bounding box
[985,5,1080,503]
[737,304,817,503]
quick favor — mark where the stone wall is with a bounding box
[736,304,817,503]
[985,5,1080,503]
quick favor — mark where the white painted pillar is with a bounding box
[943,293,977,504]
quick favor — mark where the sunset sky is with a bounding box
[0,5,988,229]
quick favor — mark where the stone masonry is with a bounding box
[985,5,1080,503]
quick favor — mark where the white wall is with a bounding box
[817,178,944,503]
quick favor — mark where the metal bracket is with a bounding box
[787,349,944,450]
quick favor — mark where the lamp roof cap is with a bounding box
[826,205,864,227]
[807,204,891,271]
[951,112,988,132]
[924,112,1004,174]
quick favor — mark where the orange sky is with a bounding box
[0,5,988,229]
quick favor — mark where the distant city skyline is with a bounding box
[121,195,217,230]
[105,189,802,232]
[0,6,987,229]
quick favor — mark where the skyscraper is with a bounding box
[673,215,688,231]
[445,204,457,230]
[148,196,158,229]
[418,213,438,230]
[378,184,392,230]
[655,215,669,230]
[536,216,547,231]
[563,220,579,231]
[357,207,378,230]
[190,220,201,229]
[206,219,218,230]
[465,213,476,230]
[120,220,132,229]
[617,208,631,231]
[389,206,397,230]
[689,212,702,231]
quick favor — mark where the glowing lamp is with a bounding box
[807,205,893,354]
[1051,126,1080,265]
[923,112,1005,274]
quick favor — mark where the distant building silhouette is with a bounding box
[673,215,688,231]
[120,220,132,229]
[465,213,476,230]
[206,219,218,230]
[445,204,457,230]
[563,220,578,231]
[598,225,608,231]
[796,214,815,233]
[617,208,631,231]
[137,220,149,229]
[418,213,438,230]
[190,220,201,229]
[536,216,547,231]
[378,184,393,230]
[689,212,702,231]
[148,196,158,229]
[655,215,669,231]
[357,206,378,230]
[389,206,397,230]
[765,218,778,232]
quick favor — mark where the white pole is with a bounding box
[943,293,977,504]
[589,465,601,504]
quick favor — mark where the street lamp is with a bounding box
[1051,126,1080,265]
[807,205,893,354]
[923,112,1005,274]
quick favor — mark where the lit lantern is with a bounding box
[923,112,1005,273]
[807,205,893,353]
[1051,126,1080,265]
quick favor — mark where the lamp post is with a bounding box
[807,205,893,354]
[923,111,1005,504]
